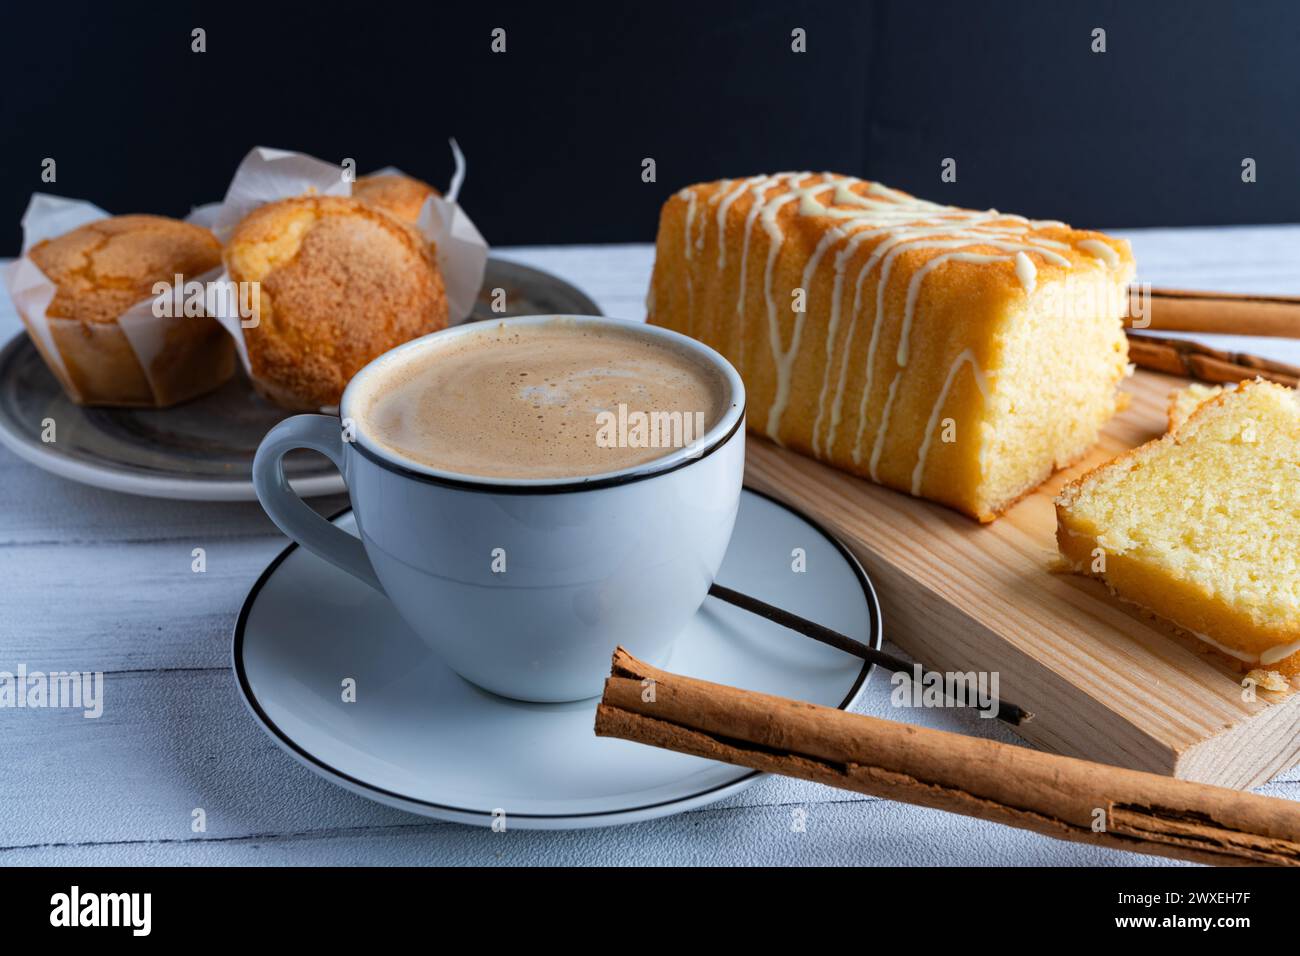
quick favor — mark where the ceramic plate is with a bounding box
[0,257,601,501]
[234,489,881,829]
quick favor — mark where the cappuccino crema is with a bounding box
[357,320,729,479]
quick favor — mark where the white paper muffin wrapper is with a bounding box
[3,144,488,410]
[205,141,489,393]
[0,193,224,404]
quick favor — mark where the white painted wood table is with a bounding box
[2,230,1298,867]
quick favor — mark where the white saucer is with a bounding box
[233,488,881,829]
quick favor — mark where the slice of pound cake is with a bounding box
[1167,382,1230,432]
[648,173,1135,521]
[1056,379,1300,677]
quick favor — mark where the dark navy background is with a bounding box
[1,0,1295,253]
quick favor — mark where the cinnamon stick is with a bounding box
[595,647,1300,867]
[1125,332,1300,388]
[1127,287,1300,338]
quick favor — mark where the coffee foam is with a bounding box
[356,320,729,479]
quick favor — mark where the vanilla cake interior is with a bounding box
[1168,382,1229,431]
[648,173,1135,521]
[1057,380,1300,676]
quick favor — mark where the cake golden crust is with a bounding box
[225,195,448,409]
[1056,380,1300,678]
[353,173,439,223]
[648,174,1135,521]
[24,215,232,407]
[30,215,222,324]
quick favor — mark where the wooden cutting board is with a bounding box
[745,369,1300,789]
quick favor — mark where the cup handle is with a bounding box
[252,414,384,594]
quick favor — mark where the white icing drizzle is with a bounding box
[911,349,989,495]
[679,187,697,262]
[760,177,833,439]
[783,221,854,441]
[868,375,903,480]
[760,174,886,439]
[1077,238,1119,267]
[678,188,697,333]
[734,174,798,376]
[810,219,911,456]
[735,175,794,319]
[697,179,728,253]
[818,222,1049,456]
[715,177,760,270]
[848,228,1065,466]
[820,220,993,457]
[1014,251,1037,293]
[680,172,1109,484]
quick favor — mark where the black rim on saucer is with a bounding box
[231,487,883,823]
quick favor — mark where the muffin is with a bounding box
[353,173,439,223]
[24,215,232,406]
[225,195,448,409]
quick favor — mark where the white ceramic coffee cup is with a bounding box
[252,315,746,702]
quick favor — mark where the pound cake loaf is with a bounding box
[1057,380,1300,677]
[648,173,1135,521]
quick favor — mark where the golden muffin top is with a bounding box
[29,215,222,324]
[225,194,448,409]
[353,173,439,223]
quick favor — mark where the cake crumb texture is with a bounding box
[1057,380,1300,675]
[1168,382,1230,432]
